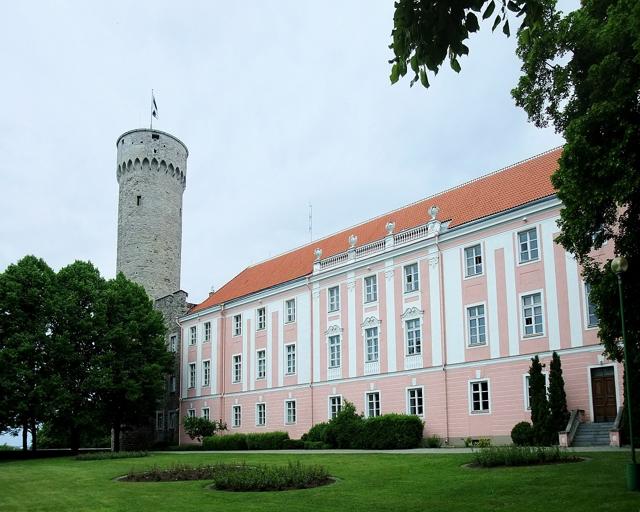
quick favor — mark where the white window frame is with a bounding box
[187,409,196,418]
[233,314,242,336]
[256,349,266,380]
[328,286,340,312]
[403,262,420,293]
[328,394,343,419]
[328,335,341,369]
[285,343,296,375]
[518,227,540,264]
[285,399,297,425]
[520,290,545,339]
[405,318,422,356]
[285,298,296,323]
[189,325,197,345]
[364,326,379,363]
[365,391,381,418]
[406,386,424,417]
[255,402,266,427]
[464,243,483,278]
[466,302,487,347]
[169,374,177,393]
[168,410,178,430]
[231,405,241,428]
[188,362,196,388]
[584,282,599,329]
[203,321,211,342]
[202,360,211,387]
[170,334,177,352]
[523,372,549,411]
[202,407,210,421]
[468,379,491,414]
[364,275,378,303]
[155,410,165,431]
[232,354,242,383]
[256,307,266,331]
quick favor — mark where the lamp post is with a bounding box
[611,255,638,491]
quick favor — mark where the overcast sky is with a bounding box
[0,1,570,444]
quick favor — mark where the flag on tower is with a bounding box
[152,93,159,119]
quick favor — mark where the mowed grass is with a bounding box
[0,451,638,512]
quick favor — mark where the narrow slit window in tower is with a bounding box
[152,134,159,140]
[136,195,142,206]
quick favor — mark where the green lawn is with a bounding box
[0,451,637,511]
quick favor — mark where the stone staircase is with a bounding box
[572,422,614,447]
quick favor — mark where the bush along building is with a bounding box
[178,147,624,447]
[115,128,192,448]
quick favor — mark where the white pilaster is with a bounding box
[384,259,397,372]
[504,235,519,356]
[565,252,583,347]
[427,250,442,366]
[298,292,311,384]
[541,218,561,350]
[312,284,320,382]
[347,271,357,378]
[443,248,464,364]
[485,236,501,359]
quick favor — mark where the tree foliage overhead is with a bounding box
[390,0,640,437]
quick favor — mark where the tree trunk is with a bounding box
[30,420,37,451]
[22,421,28,451]
[70,426,80,454]
[113,423,121,452]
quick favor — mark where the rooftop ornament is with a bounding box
[314,248,322,261]
[429,205,439,220]
[385,221,396,235]
[348,234,358,249]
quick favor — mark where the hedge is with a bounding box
[202,433,248,451]
[360,414,424,449]
[202,431,290,451]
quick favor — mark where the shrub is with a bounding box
[303,441,329,450]
[282,438,305,449]
[0,444,18,451]
[511,421,534,446]
[325,401,364,448]
[302,422,330,443]
[75,451,148,461]
[463,437,473,448]
[424,435,443,448]
[245,431,289,450]
[202,434,248,451]
[476,438,492,448]
[360,414,424,449]
[123,461,332,491]
[471,446,581,468]
[183,416,226,443]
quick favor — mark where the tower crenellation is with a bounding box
[115,128,188,300]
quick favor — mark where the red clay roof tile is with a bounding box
[191,148,561,312]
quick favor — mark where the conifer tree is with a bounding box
[548,351,569,437]
[529,355,550,445]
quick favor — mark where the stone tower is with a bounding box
[116,129,188,299]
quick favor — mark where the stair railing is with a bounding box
[558,409,584,447]
[609,407,624,447]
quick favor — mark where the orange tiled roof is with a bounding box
[191,148,561,312]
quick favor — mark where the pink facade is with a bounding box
[178,195,621,445]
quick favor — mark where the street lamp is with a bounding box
[611,255,638,491]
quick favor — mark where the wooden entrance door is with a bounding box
[591,367,617,422]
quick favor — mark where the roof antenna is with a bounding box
[308,202,313,242]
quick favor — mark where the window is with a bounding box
[364,275,378,303]
[233,314,242,336]
[286,344,296,374]
[404,263,419,293]
[524,374,549,410]
[256,349,266,379]
[522,292,544,336]
[189,326,197,345]
[329,395,342,419]
[328,335,341,368]
[285,400,296,424]
[256,403,266,426]
[328,286,340,312]
[256,307,266,330]
[168,411,178,429]
[465,244,483,277]
[170,335,177,352]
[470,380,490,413]
[202,407,210,421]
[156,411,164,430]
[188,363,196,388]
[136,195,142,206]
[286,299,296,323]
[405,318,422,355]
[202,360,211,387]
[232,355,242,383]
[169,375,177,393]
[407,387,424,416]
[232,405,241,428]
[366,391,381,417]
[204,321,211,342]
[188,409,196,418]
[585,283,598,327]
[518,228,539,263]
[467,305,487,346]
[365,327,379,363]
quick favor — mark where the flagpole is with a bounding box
[150,89,153,130]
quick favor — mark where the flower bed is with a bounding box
[469,446,583,468]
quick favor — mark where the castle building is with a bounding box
[115,128,191,446]
[178,147,622,446]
